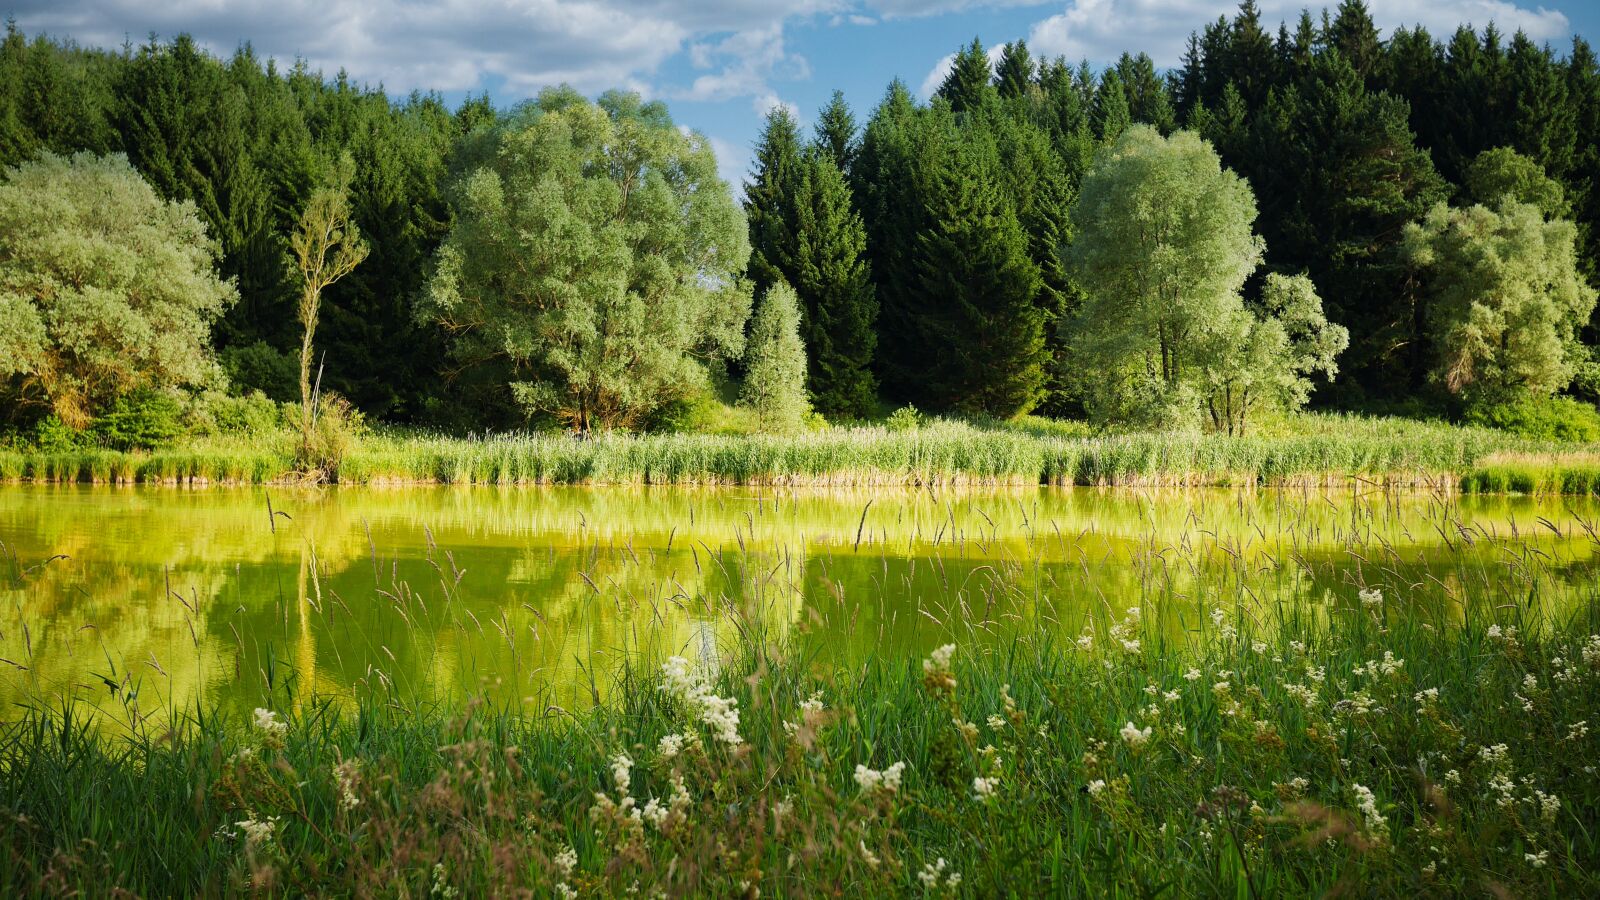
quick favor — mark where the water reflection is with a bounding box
[2,484,1596,725]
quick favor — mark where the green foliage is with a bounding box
[295,393,363,479]
[1465,147,1569,216]
[790,151,877,419]
[1404,198,1596,402]
[1201,273,1350,435]
[884,405,922,431]
[0,152,235,428]
[744,107,804,299]
[219,341,298,402]
[90,391,184,451]
[913,134,1045,418]
[418,88,751,431]
[740,282,810,433]
[937,37,994,113]
[1464,394,1600,442]
[1068,126,1265,427]
[183,390,283,437]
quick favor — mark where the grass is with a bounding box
[0,413,1583,489]
[1,600,1595,895]
[0,487,1597,896]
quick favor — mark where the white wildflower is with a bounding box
[1119,721,1152,749]
[973,776,999,800]
[252,707,287,742]
[1352,784,1387,839]
[1359,587,1383,608]
[610,752,633,795]
[854,761,907,795]
[660,656,742,746]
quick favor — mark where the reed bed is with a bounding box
[0,414,1572,488]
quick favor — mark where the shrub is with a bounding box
[1465,395,1600,442]
[295,393,364,480]
[90,391,184,450]
[31,415,89,452]
[184,390,283,436]
[220,341,299,402]
[885,405,922,432]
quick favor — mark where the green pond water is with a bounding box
[1,485,1597,726]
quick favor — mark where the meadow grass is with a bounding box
[0,413,1579,489]
[1,604,1595,896]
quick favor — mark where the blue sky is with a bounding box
[10,1,1599,190]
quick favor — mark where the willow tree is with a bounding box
[1405,197,1595,402]
[0,152,235,427]
[419,88,751,431]
[1067,126,1263,425]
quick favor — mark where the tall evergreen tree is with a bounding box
[994,40,1035,100]
[813,90,858,175]
[743,107,804,297]
[911,138,1045,417]
[791,151,877,418]
[938,38,994,113]
[1092,68,1131,141]
[741,281,811,432]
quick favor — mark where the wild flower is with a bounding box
[1526,849,1549,868]
[973,776,999,800]
[1162,690,1180,703]
[1582,634,1600,667]
[231,813,280,852]
[1120,721,1152,749]
[430,862,459,898]
[859,840,881,868]
[253,707,288,745]
[987,714,1006,731]
[799,691,825,715]
[1534,790,1561,823]
[1087,779,1107,797]
[855,761,907,795]
[1567,721,1589,740]
[1351,784,1387,840]
[610,752,633,795]
[332,759,361,811]
[1251,641,1268,654]
[660,656,741,746]
[917,857,961,890]
[1359,587,1383,608]
[657,731,692,759]
[1183,668,1201,681]
[554,845,577,878]
[1284,682,1318,709]
[923,643,957,693]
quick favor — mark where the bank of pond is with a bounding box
[3,418,1599,493]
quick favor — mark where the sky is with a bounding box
[9,1,1599,190]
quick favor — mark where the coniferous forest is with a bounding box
[1,0,1599,446]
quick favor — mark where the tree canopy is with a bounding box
[0,152,235,427]
[417,89,751,431]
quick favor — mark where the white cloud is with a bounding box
[1028,0,1572,70]
[8,0,850,102]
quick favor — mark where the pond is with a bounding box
[2,484,1596,726]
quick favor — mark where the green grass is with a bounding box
[0,413,1581,489]
[1,602,1595,896]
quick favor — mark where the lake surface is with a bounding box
[2,484,1597,726]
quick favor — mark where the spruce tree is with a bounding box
[938,38,994,114]
[743,107,804,297]
[813,90,857,175]
[1092,68,1131,141]
[741,281,810,432]
[856,81,939,400]
[994,40,1035,100]
[792,150,877,418]
[912,140,1045,417]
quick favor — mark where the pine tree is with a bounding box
[938,38,994,113]
[994,40,1035,100]
[1327,0,1382,85]
[741,281,810,432]
[792,150,877,418]
[911,140,1045,417]
[813,90,857,175]
[743,107,804,297]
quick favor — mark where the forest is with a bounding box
[1,0,1598,455]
